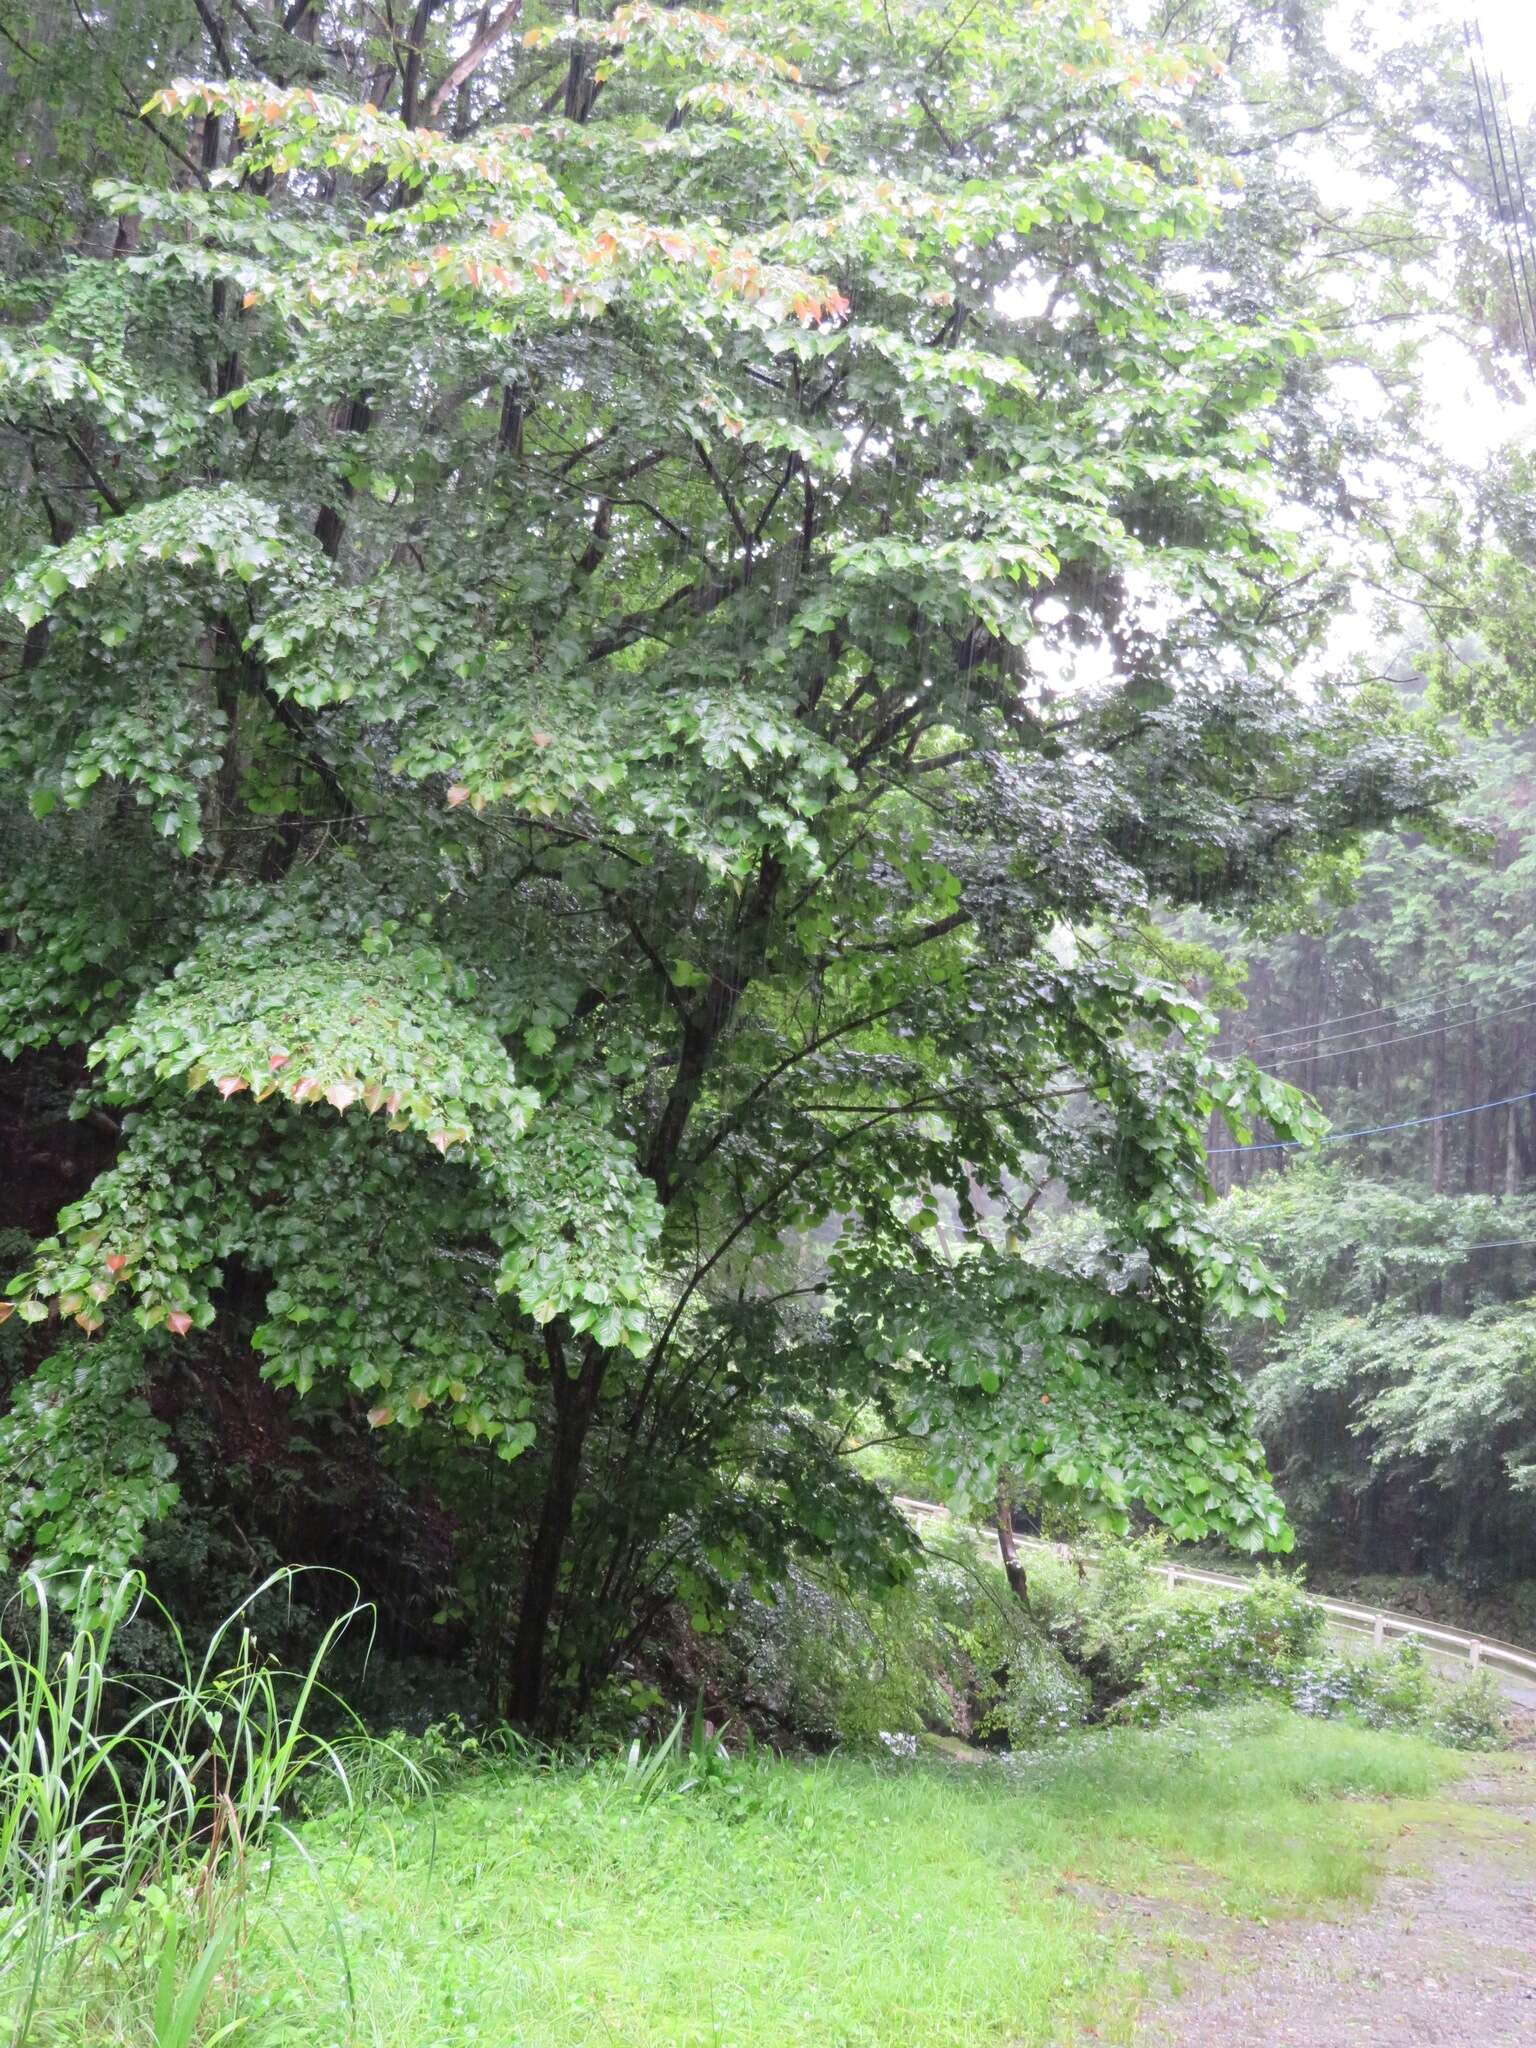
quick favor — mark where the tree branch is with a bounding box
[426,0,524,119]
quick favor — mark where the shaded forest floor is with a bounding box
[1131,1753,1536,2047]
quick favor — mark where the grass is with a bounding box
[2,1576,1489,2048]
[168,1709,1459,2048]
[0,1571,384,2048]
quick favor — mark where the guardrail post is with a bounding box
[1373,1615,1385,1649]
[1470,1641,1483,1669]
[1165,1566,1176,1591]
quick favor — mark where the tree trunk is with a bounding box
[507,1336,607,1732]
[994,1483,1029,1608]
[1430,1007,1447,1194]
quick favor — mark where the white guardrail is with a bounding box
[893,1497,1536,1691]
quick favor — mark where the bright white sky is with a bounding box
[1412,3,1536,459]
[1444,0,1536,114]
[1370,2,1536,461]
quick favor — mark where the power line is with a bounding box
[1257,992,1536,1071]
[1465,18,1536,376]
[1209,972,1507,1054]
[1431,1238,1536,1255]
[1208,1084,1536,1156]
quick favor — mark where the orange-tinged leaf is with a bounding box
[368,1405,394,1428]
[242,290,259,311]
[446,783,471,807]
[216,1075,248,1098]
[407,1388,430,1410]
[0,1303,12,1324]
[326,1080,359,1112]
[106,1253,127,1274]
[167,1310,193,1336]
[269,1052,291,1071]
[75,1310,103,1334]
[530,730,552,748]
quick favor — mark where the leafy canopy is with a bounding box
[0,0,1458,1707]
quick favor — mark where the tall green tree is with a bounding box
[0,0,1460,1727]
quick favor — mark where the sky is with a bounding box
[1364,2,1536,462]
[1449,0,1536,115]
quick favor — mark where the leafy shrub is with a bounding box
[969,1626,1091,1748]
[1428,1671,1510,1751]
[1291,1641,1509,1750]
[1118,1572,1326,1723]
[724,1566,940,1747]
[721,1550,1087,1751]
[1290,1638,1434,1730]
[1045,1533,1178,1693]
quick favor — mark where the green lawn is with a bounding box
[160,1708,1458,2048]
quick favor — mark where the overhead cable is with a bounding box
[1209,974,1509,1054]
[1254,992,1536,1070]
[1207,1084,1536,1156]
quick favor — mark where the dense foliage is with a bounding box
[0,0,1498,1730]
[1192,727,1536,1610]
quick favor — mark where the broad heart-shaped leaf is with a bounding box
[0,488,335,845]
[830,1226,1291,1551]
[0,1327,178,1610]
[89,928,540,1163]
[7,912,663,1374]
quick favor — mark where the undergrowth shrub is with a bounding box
[721,1550,1086,1750]
[1291,1640,1509,1750]
[1043,1533,1177,1697]
[1426,1670,1509,1750]
[1116,1573,1326,1724]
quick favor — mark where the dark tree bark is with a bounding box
[507,1332,608,1730]
[994,1482,1029,1608]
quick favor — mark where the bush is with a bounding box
[1428,1671,1510,1750]
[1291,1641,1509,1751]
[1118,1572,1326,1723]
[720,1550,1088,1751]
[970,1627,1091,1748]
[1290,1638,1434,1730]
[1045,1533,1177,1694]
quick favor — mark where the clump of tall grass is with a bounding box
[0,1568,382,2047]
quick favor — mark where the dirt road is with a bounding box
[1134,1761,1536,2047]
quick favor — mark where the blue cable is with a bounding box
[1208,1085,1536,1156]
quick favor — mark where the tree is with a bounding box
[1218,1163,1536,1586]
[0,0,1457,1730]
